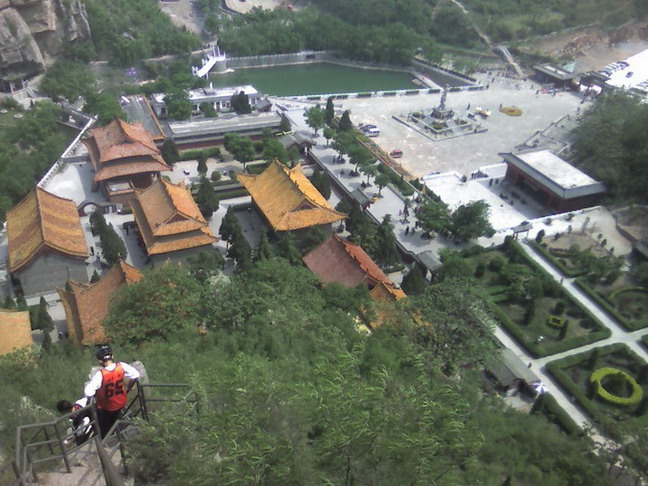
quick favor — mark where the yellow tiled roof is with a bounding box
[7,187,89,272]
[238,160,345,231]
[0,310,32,356]
[131,179,216,255]
[58,261,142,346]
[88,119,159,163]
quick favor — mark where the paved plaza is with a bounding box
[301,73,587,179]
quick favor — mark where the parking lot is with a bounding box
[336,72,586,179]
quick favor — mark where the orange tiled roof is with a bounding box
[238,160,345,231]
[7,187,89,272]
[0,310,32,355]
[86,119,159,163]
[131,179,216,255]
[303,235,405,302]
[93,156,171,183]
[58,261,142,346]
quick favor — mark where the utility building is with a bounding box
[501,150,605,212]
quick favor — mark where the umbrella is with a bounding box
[533,381,548,395]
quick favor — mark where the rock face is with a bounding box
[0,0,90,83]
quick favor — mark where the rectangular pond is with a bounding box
[209,62,420,96]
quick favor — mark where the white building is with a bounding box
[150,85,262,118]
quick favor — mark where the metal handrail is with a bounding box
[4,382,195,485]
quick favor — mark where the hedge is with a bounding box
[382,91,398,96]
[215,188,249,200]
[530,241,587,277]
[357,92,373,98]
[178,146,222,162]
[590,367,644,407]
[546,344,646,429]
[542,393,583,436]
[575,278,648,331]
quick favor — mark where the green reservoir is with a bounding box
[209,62,419,96]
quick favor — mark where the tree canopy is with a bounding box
[572,92,648,203]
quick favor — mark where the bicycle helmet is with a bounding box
[95,345,113,361]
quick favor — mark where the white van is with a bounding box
[365,128,380,137]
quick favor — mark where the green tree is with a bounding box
[374,215,400,267]
[323,126,335,147]
[187,250,225,283]
[230,91,252,114]
[105,263,204,345]
[164,90,192,120]
[304,104,326,135]
[41,329,52,353]
[401,265,426,295]
[262,138,289,164]
[197,153,208,175]
[417,199,450,236]
[299,227,327,255]
[254,232,274,262]
[84,93,126,126]
[375,172,390,195]
[450,200,494,242]
[90,270,101,283]
[279,116,292,133]
[37,297,54,333]
[338,110,353,131]
[219,206,241,246]
[310,171,331,200]
[3,295,16,309]
[161,138,179,166]
[40,60,95,102]
[194,176,219,219]
[277,233,302,265]
[199,101,217,118]
[325,96,335,126]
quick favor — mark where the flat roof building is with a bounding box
[501,149,605,212]
[150,85,262,118]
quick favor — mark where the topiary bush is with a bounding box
[590,368,644,407]
[547,315,566,329]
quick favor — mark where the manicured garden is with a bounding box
[546,344,648,434]
[463,241,610,357]
[576,277,648,331]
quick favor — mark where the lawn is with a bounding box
[465,242,610,357]
[546,344,648,436]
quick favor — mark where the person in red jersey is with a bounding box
[84,345,140,438]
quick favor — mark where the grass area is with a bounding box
[546,344,648,436]
[575,277,648,331]
[0,108,21,129]
[466,243,610,357]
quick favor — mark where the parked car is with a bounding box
[390,149,403,158]
[365,128,380,137]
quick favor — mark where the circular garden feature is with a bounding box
[590,367,644,407]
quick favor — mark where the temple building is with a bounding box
[0,310,32,356]
[131,179,217,265]
[83,119,170,205]
[238,160,346,237]
[58,261,142,346]
[303,234,406,302]
[501,149,606,212]
[6,187,89,296]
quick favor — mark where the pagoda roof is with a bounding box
[238,160,345,231]
[131,179,216,255]
[7,187,89,272]
[303,235,405,301]
[0,310,32,356]
[86,119,159,163]
[58,261,142,345]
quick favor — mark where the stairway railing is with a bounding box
[1,381,195,485]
